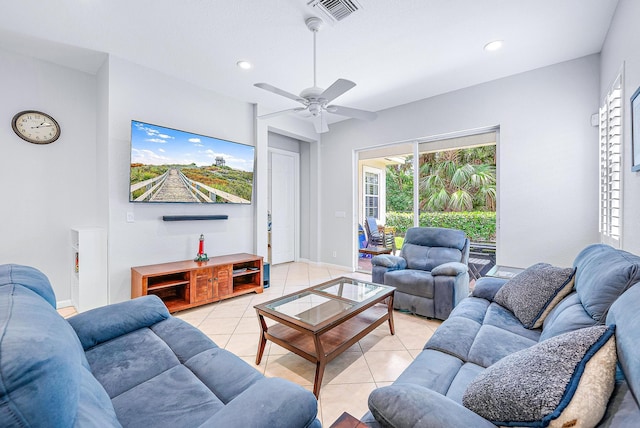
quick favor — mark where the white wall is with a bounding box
[104,56,257,303]
[0,47,99,303]
[321,55,601,269]
[600,0,640,255]
[0,46,316,306]
[0,30,616,305]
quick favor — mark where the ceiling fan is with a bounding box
[254,16,377,133]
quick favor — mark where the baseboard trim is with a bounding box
[56,299,73,309]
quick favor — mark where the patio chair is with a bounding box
[364,217,384,247]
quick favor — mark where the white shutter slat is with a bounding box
[599,73,623,247]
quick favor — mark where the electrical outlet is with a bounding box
[126,212,135,223]
[332,251,337,258]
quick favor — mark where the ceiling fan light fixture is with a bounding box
[253,16,377,132]
[483,40,503,52]
[236,60,252,70]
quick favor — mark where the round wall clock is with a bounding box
[11,110,61,144]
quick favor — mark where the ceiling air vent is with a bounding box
[308,0,362,22]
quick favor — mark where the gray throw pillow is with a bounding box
[462,325,616,427]
[494,263,576,329]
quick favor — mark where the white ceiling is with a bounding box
[0,0,619,123]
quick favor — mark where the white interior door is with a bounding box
[270,150,298,265]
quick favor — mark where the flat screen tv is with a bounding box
[129,120,255,204]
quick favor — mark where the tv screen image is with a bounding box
[129,120,255,204]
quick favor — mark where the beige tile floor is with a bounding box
[61,262,442,426]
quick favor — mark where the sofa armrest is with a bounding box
[368,384,495,428]
[432,261,468,276]
[471,276,509,302]
[434,266,470,320]
[67,295,170,350]
[371,255,407,284]
[371,254,406,269]
[198,377,319,428]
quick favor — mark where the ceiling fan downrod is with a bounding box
[305,17,323,89]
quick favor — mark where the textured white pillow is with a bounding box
[462,325,616,427]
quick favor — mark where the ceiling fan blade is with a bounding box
[313,115,329,133]
[319,79,356,103]
[258,107,306,119]
[326,104,378,121]
[254,83,306,104]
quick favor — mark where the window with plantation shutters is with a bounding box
[599,73,622,248]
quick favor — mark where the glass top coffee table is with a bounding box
[254,277,395,397]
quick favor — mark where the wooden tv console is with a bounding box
[131,253,263,313]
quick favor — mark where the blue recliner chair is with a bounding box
[371,227,470,320]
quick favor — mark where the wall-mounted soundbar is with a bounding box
[162,215,229,221]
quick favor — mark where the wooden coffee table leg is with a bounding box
[313,360,326,398]
[256,313,268,365]
[387,294,395,335]
[312,335,326,398]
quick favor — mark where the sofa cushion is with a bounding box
[401,227,467,271]
[462,325,616,427]
[199,378,320,428]
[606,284,640,405]
[185,347,264,404]
[75,368,123,427]
[150,317,221,362]
[403,245,464,271]
[467,324,538,368]
[494,263,576,329]
[431,261,468,276]
[574,244,640,322]
[444,362,485,403]
[425,315,482,362]
[111,365,223,428]
[371,254,406,269]
[0,279,119,427]
[471,276,508,302]
[369,384,496,428]
[394,349,464,395]
[384,269,434,298]
[483,302,541,342]
[540,292,597,341]
[68,295,170,350]
[0,264,56,308]
[85,327,181,398]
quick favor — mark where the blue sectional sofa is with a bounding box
[0,264,320,428]
[364,244,640,427]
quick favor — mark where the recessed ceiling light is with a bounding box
[236,60,252,70]
[484,40,503,52]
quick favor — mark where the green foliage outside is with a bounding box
[386,145,496,213]
[130,163,253,202]
[130,164,169,199]
[386,162,413,212]
[383,144,496,243]
[419,146,496,212]
[386,211,496,243]
[182,166,253,201]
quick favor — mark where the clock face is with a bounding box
[11,110,61,144]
